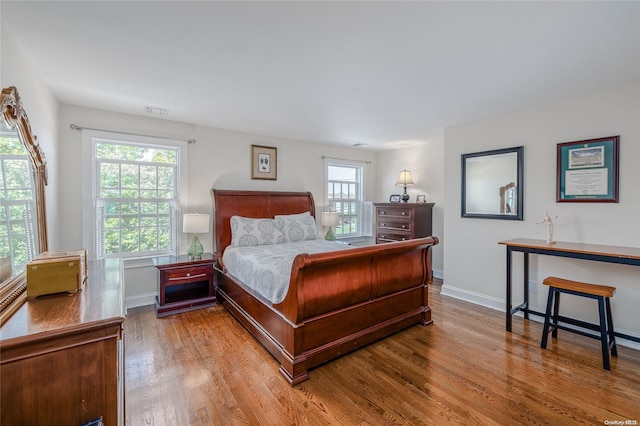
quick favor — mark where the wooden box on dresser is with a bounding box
[374,203,435,243]
[0,258,125,426]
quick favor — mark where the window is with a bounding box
[0,132,37,273]
[325,159,365,238]
[84,133,186,259]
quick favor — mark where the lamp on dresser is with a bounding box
[396,169,415,202]
[183,213,209,260]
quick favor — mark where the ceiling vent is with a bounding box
[144,106,168,115]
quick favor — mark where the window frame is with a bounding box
[82,130,188,260]
[324,158,365,239]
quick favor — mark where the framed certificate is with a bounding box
[556,136,619,202]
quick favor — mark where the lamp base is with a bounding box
[401,190,410,203]
[187,235,204,260]
[325,227,336,241]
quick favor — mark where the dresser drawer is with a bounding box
[376,206,413,219]
[377,232,412,243]
[377,219,412,232]
[163,265,213,286]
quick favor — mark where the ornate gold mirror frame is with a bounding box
[0,86,49,325]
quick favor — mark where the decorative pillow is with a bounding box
[230,216,285,247]
[274,212,319,243]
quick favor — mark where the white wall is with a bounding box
[375,130,445,277]
[58,103,378,308]
[1,27,60,251]
[443,80,640,347]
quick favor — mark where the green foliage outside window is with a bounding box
[96,141,177,257]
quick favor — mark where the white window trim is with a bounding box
[82,130,188,260]
[324,157,366,239]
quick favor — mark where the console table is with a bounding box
[498,238,640,343]
[0,258,125,426]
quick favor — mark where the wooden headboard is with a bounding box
[211,189,316,256]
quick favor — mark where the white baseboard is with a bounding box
[439,284,640,351]
[125,292,156,313]
[440,284,504,312]
[432,268,443,280]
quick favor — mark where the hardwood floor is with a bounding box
[125,281,640,425]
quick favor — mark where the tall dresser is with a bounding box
[374,203,435,244]
[0,259,125,426]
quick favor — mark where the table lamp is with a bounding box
[183,213,209,260]
[395,169,415,202]
[321,212,339,241]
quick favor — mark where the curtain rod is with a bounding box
[322,155,371,165]
[69,123,196,144]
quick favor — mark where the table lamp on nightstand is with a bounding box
[322,212,339,241]
[183,213,209,260]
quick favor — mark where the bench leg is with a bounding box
[606,297,618,357]
[598,296,611,371]
[551,291,560,339]
[541,287,555,349]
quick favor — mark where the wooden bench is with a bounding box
[541,276,617,370]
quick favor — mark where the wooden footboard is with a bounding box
[212,189,438,385]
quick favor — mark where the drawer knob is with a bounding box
[402,225,407,229]
[186,273,191,277]
[401,212,407,216]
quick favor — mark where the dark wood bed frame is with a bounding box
[211,189,439,385]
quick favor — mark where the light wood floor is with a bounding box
[125,281,640,425]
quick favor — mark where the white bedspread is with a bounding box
[222,240,352,304]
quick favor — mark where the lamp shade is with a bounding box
[183,213,210,234]
[321,211,339,227]
[395,169,415,187]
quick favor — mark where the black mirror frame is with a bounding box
[461,146,524,220]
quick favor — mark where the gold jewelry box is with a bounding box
[27,249,88,298]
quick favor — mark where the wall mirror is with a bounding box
[0,86,48,324]
[461,146,524,220]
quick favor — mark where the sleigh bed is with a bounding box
[211,189,438,385]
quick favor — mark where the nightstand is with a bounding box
[153,253,216,317]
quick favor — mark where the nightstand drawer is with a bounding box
[164,265,212,285]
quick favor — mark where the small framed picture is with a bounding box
[251,145,277,180]
[416,195,426,203]
[389,194,401,203]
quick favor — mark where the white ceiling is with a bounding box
[2,1,639,150]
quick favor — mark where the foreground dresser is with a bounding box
[0,259,125,426]
[374,203,435,243]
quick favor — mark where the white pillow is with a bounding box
[274,212,319,243]
[230,216,285,247]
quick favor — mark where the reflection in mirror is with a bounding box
[500,182,516,214]
[0,86,48,324]
[461,146,524,220]
[1,119,39,275]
